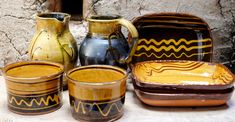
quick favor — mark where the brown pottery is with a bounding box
[132,60,235,106]
[129,13,213,64]
[2,61,64,115]
[66,65,127,121]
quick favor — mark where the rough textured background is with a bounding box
[0,0,234,68]
[89,0,235,64]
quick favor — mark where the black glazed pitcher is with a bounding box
[79,15,138,69]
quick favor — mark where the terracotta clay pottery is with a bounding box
[132,60,235,106]
[2,61,64,115]
[28,12,78,89]
[66,65,127,121]
[129,13,223,106]
[79,15,138,69]
[129,13,213,64]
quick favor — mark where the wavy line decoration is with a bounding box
[133,38,212,60]
[72,99,123,117]
[142,61,204,76]
[9,94,60,107]
[137,38,212,46]
[134,52,211,59]
[212,66,234,84]
[137,44,212,52]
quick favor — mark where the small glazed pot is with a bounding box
[2,61,64,115]
[66,65,127,121]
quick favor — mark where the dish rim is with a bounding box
[66,65,128,86]
[2,61,64,82]
[132,60,235,90]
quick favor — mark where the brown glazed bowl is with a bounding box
[66,65,127,121]
[129,13,213,64]
[2,61,64,115]
[132,60,235,106]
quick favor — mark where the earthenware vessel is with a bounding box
[132,60,235,106]
[129,13,213,64]
[28,12,78,89]
[66,65,127,121]
[2,61,64,115]
[79,15,138,69]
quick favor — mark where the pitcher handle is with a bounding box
[117,18,138,64]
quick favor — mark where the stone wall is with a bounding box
[0,0,234,68]
[87,0,235,64]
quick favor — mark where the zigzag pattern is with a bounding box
[137,44,212,52]
[134,38,212,59]
[72,100,123,117]
[9,94,60,107]
[134,52,211,58]
[137,38,212,46]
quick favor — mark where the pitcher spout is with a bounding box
[36,12,71,33]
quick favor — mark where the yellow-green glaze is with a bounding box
[28,12,78,87]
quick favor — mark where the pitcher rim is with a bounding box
[87,15,122,22]
[36,12,71,21]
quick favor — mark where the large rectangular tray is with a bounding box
[132,60,235,106]
[129,13,213,64]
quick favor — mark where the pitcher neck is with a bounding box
[36,19,69,33]
[88,21,121,36]
[36,13,70,33]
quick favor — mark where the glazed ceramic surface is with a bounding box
[28,12,78,88]
[79,15,138,69]
[2,61,64,115]
[133,61,234,88]
[66,65,127,121]
[129,13,213,64]
[132,60,235,106]
[134,89,233,107]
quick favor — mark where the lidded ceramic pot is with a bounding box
[28,12,78,89]
[79,15,138,69]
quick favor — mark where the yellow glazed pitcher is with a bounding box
[29,12,78,88]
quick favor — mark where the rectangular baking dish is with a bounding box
[132,60,235,106]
